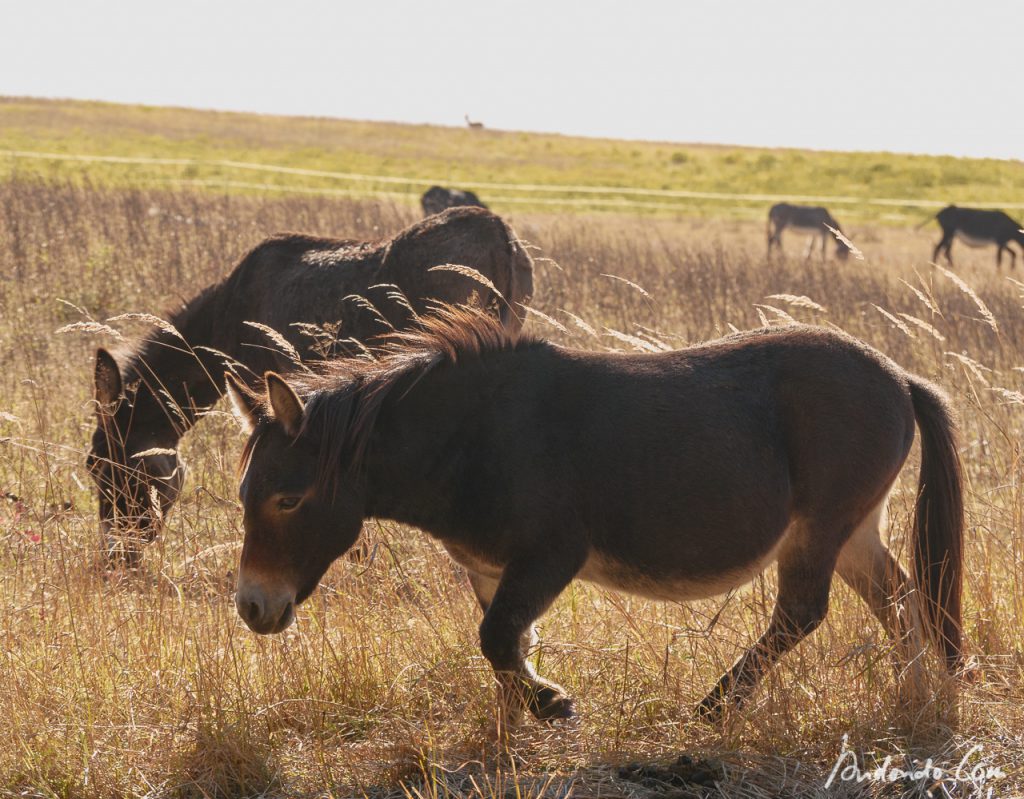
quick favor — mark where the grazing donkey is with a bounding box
[88,208,534,565]
[226,309,963,725]
[928,205,1024,269]
[767,203,851,260]
[421,186,488,217]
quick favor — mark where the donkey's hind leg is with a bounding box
[697,520,838,722]
[835,499,929,707]
[934,234,954,266]
[468,570,575,724]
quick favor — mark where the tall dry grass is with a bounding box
[1,179,1022,798]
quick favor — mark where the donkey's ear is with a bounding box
[264,372,305,437]
[225,373,259,435]
[94,348,123,409]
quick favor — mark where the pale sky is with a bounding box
[3,0,1021,160]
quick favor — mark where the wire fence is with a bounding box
[4,148,1023,214]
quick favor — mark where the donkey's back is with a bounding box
[768,202,838,230]
[936,205,1022,240]
[507,327,914,576]
[216,206,533,364]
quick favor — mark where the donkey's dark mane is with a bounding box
[118,236,297,382]
[241,307,544,486]
[110,278,230,433]
[114,235,344,430]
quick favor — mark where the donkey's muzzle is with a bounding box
[100,515,163,569]
[235,580,296,634]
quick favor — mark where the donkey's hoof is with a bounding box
[530,686,575,721]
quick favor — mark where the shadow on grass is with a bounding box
[164,721,280,799]
[347,746,731,799]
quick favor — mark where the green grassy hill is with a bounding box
[1,96,1022,221]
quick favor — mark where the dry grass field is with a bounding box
[2,178,1023,798]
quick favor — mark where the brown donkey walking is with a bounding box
[226,310,963,723]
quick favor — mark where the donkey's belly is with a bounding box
[441,540,505,579]
[578,539,784,602]
[786,223,826,236]
[955,231,993,248]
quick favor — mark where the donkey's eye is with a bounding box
[277,496,302,512]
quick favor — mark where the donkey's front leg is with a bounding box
[469,571,570,721]
[469,571,568,722]
[473,549,584,724]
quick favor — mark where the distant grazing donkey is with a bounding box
[421,185,488,217]
[88,207,534,565]
[928,205,1024,269]
[767,203,851,260]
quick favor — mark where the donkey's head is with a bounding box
[88,349,185,563]
[226,372,365,635]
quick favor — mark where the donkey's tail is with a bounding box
[909,377,964,670]
[915,211,940,230]
[498,221,535,336]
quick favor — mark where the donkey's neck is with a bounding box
[121,281,238,441]
[361,346,543,538]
